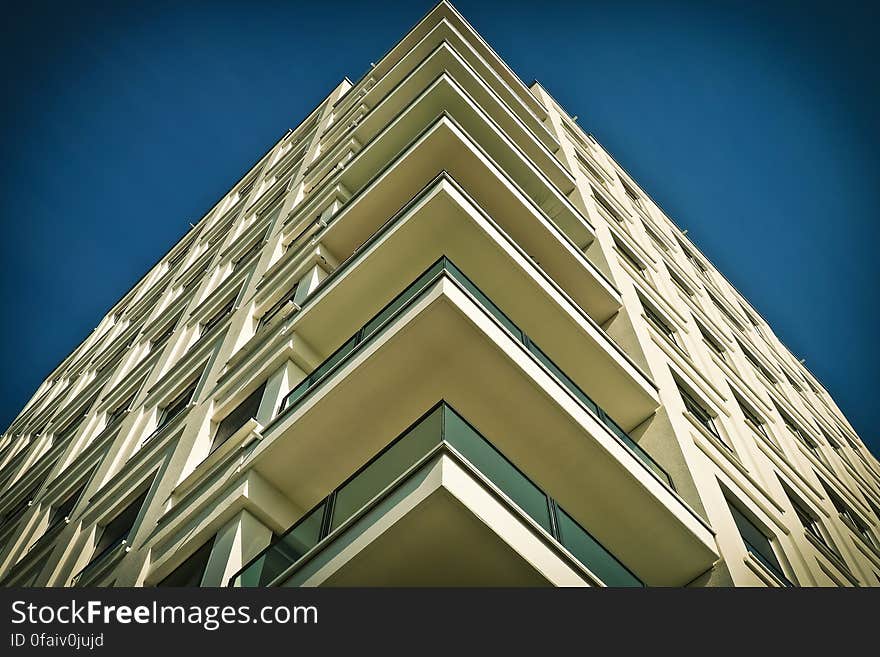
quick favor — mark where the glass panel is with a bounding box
[279,255,671,496]
[282,335,358,411]
[360,260,445,339]
[527,342,599,416]
[212,382,265,452]
[729,504,787,582]
[156,538,214,587]
[556,506,641,587]
[445,261,522,340]
[281,261,449,414]
[443,406,552,533]
[96,489,148,554]
[48,483,85,528]
[282,379,310,412]
[603,416,671,487]
[232,402,641,588]
[238,503,325,587]
[311,335,358,382]
[330,407,443,531]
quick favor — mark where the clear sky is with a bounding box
[1,0,877,455]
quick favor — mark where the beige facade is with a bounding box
[1,1,878,587]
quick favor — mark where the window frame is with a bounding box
[677,382,724,444]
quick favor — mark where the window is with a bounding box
[737,339,777,384]
[822,429,843,454]
[88,488,149,566]
[707,292,745,331]
[210,382,266,453]
[156,538,214,587]
[615,238,646,273]
[45,482,86,533]
[270,155,298,186]
[668,268,694,297]
[0,554,44,587]
[260,205,284,233]
[740,304,766,338]
[865,497,880,533]
[96,336,134,376]
[677,384,723,443]
[735,394,769,441]
[168,250,187,270]
[198,297,236,340]
[129,290,163,324]
[53,413,86,446]
[697,322,725,361]
[238,177,256,199]
[181,265,209,294]
[641,297,678,347]
[643,222,668,251]
[107,392,136,428]
[1,483,42,527]
[621,180,644,210]
[256,186,289,218]
[778,406,819,452]
[679,241,708,274]
[0,443,32,487]
[592,191,623,222]
[258,283,299,331]
[728,501,790,585]
[783,371,804,393]
[156,380,198,433]
[822,482,876,549]
[785,490,833,552]
[49,394,97,451]
[150,316,179,353]
[222,195,246,222]
[167,240,193,269]
[232,240,263,272]
[576,154,607,188]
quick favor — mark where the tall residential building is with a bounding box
[1,1,878,588]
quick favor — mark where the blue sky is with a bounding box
[1,0,877,455]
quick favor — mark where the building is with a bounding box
[1,1,878,587]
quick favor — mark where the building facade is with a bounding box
[1,2,879,587]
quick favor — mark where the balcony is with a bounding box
[287,79,615,309]
[232,402,639,587]
[246,257,718,585]
[337,2,555,155]
[334,76,592,255]
[342,41,571,197]
[282,256,664,485]
[286,177,653,429]
[292,83,607,316]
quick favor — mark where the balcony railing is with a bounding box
[277,256,671,488]
[231,402,642,587]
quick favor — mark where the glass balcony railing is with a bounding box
[231,402,642,587]
[276,256,671,488]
